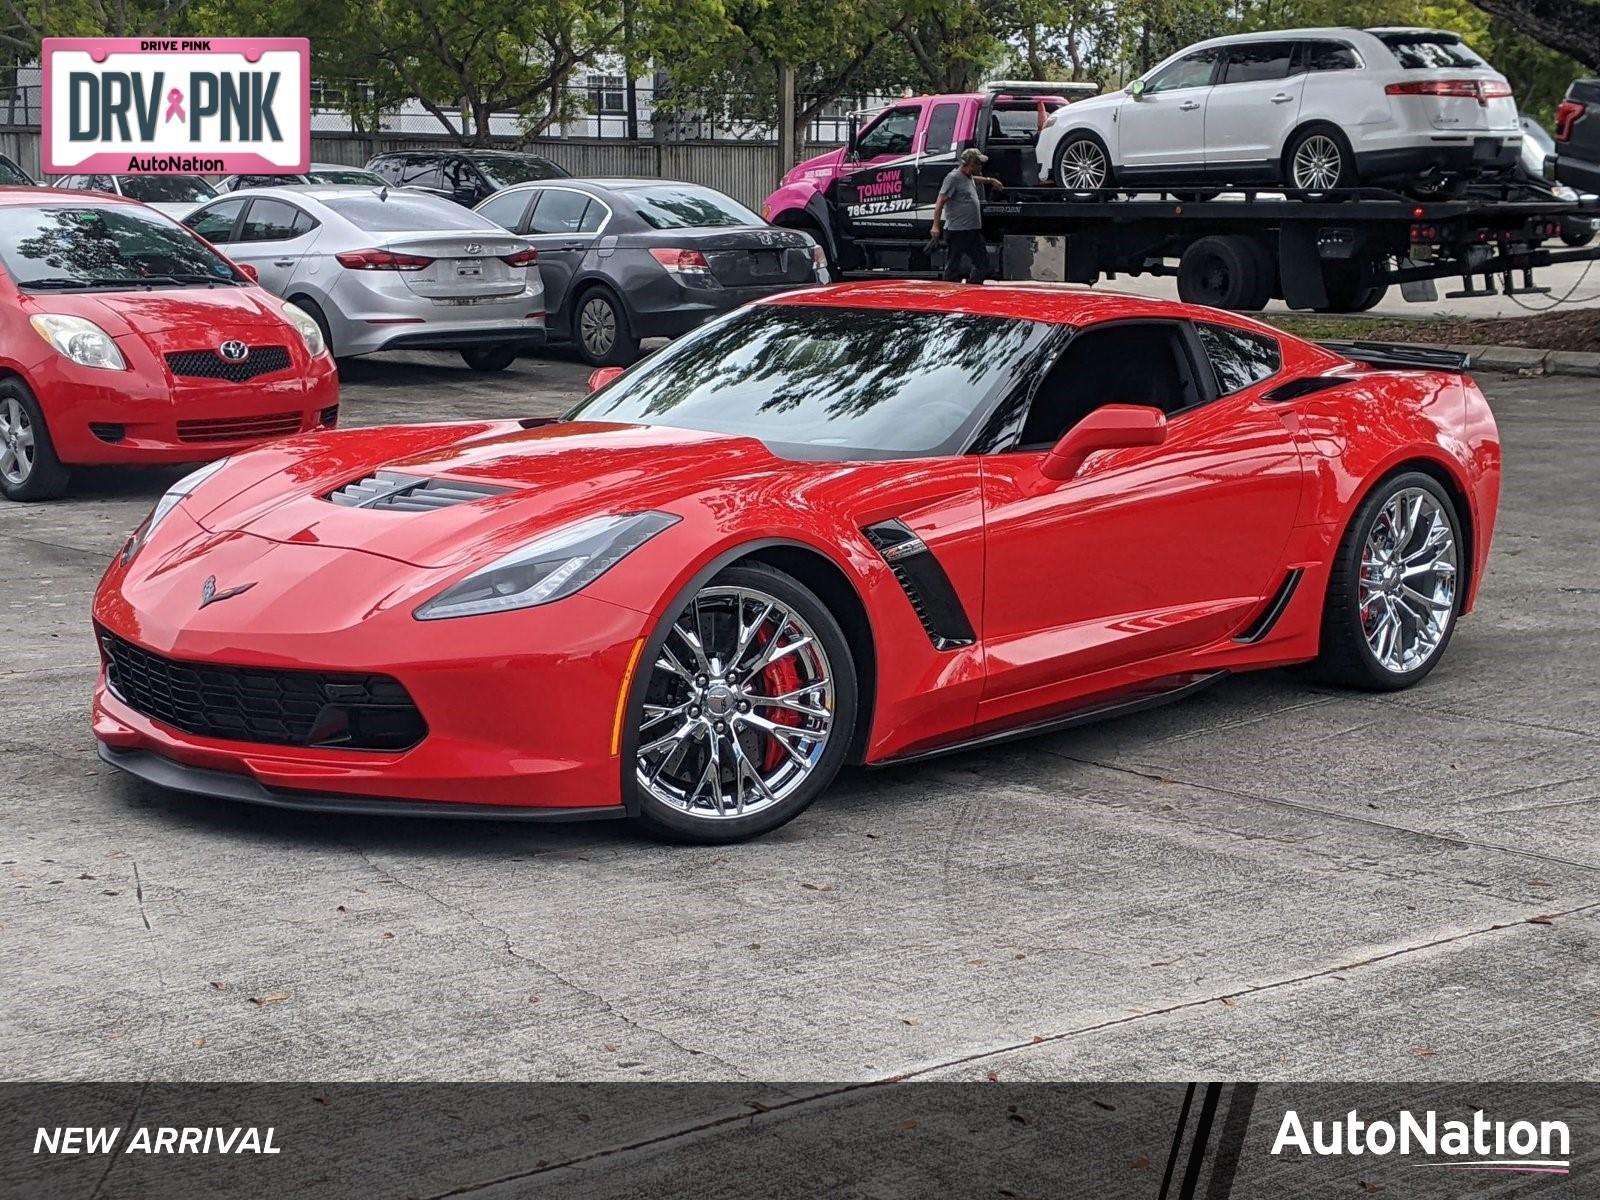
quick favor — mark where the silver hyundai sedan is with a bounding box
[182,186,545,371]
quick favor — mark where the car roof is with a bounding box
[758,280,1257,329]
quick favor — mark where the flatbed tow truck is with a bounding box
[762,83,1600,312]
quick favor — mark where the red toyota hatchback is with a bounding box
[0,188,339,500]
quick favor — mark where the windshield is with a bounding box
[323,192,501,232]
[567,304,1055,459]
[308,167,385,185]
[470,155,568,186]
[118,175,217,203]
[0,204,242,289]
[0,158,29,186]
[625,185,762,229]
[1376,33,1489,70]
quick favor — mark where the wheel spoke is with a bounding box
[1359,487,1456,674]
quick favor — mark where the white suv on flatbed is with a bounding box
[1038,27,1520,195]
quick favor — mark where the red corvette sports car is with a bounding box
[0,188,338,500]
[92,282,1500,841]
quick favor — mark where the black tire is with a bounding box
[572,285,640,367]
[1561,222,1595,248]
[0,377,70,502]
[1176,234,1271,311]
[628,561,858,843]
[1310,471,1463,691]
[1315,260,1384,313]
[460,344,521,372]
[1171,189,1223,202]
[1283,124,1356,194]
[1051,133,1114,194]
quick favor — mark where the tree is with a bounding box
[1468,0,1600,69]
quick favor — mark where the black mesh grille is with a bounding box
[99,630,426,751]
[166,345,292,382]
[177,412,303,444]
[326,470,510,511]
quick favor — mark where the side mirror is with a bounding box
[1041,404,1166,481]
[1129,79,1147,100]
[235,262,259,282]
[587,366,625,393]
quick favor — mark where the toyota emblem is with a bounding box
[219,340,250,362]
[463,242,483,255]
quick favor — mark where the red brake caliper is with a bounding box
[756,639,803,773]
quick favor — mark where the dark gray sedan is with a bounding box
[474,179,828,365]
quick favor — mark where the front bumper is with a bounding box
[92,525,648,814]
[40,351,340,466]
[97,743,624,821]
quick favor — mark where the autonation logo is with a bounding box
[1273,1108,1572,1175]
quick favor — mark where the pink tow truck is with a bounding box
[762,81,1098,272]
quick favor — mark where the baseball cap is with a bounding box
[959,148,989,165]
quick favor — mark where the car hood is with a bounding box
[780,147,847,188]
[24,286,290,343]
[192,420,804,569]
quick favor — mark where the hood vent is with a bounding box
[326,470,510,512]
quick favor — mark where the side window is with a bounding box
[577,200,607,233]
[527,189,592,235]
[1220,42,1296,84]
[1196,323,1281,394]
[370,158,402,182]
[1019,324,1203,448]
[184,198,248,243]
[398,158,443,189]
[477,188,532,231]
[239,198,309,242]
[88,175,116,193]
[1302,41,1362,72]
[855,107,919,157]
[443,159,485,191]
[1145,48,1219,94]
[924,102,960,153]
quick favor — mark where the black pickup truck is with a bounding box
[1553,79,1600,192]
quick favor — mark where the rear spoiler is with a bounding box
[1318,340,1472,372]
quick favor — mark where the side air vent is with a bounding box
[862,519,976,651]
[1234,568,1304,643]
[1263,376,1353,403]
[326,470,510,511]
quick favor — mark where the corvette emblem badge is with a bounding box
[199,575,256,609]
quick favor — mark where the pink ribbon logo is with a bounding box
[164,88,185,123]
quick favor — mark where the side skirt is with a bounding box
[872,670,1228,768]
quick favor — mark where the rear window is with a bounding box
[0,204,240,289]
[118,175,216,203]
[0,158,29,185]
[991,106,1044,139]
[322,193,501,232]
[308,167,384,185]
[1375,33,1488,70]
[626,185,761,229]
[469,155,569,186]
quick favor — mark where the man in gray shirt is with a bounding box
[931,148,1005,283]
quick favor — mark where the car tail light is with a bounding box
[501,247,538,267]
[648,247,712,274]
[810,243,828,272]
[1385,79,1513,106]
[1555,99,1586,142]
[335,248,434,271]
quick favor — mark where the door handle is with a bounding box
[1179,100,1201,111]
[272,259,295,267]
[1270,93,1293,103]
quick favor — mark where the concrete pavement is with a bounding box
[1,355,1595,1083]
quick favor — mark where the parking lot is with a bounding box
[2,353,1596,1084]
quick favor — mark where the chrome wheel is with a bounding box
[636,585,836,821]
[1358,488,1458,674]
[579,296,617,358]
[1291,135,1344,190]
[1058,139,1108,190]
[0,397,35,487]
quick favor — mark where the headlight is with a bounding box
[29,314,125,370]
[121,457,231,564]
[415,512,679,620]
[281,302,326,358]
